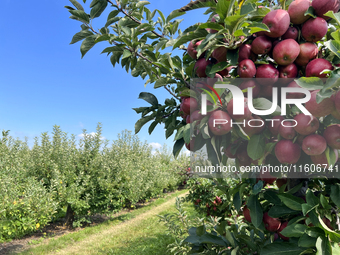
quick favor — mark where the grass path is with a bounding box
[18,190,189,255]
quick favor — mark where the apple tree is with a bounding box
[67,0,340,253]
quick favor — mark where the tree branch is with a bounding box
[178,0,216,12]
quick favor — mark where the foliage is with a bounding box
[0,125,188,241]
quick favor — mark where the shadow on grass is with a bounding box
[103,233,175,255]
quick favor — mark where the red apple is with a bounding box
[212,46,228,62]
[279,120,297,140]
[281,26,299,40]
[251,36,272,55]
[238,59,256,78]
[208,110,232,136]
[256,64,279,86]
[302,17,328,42]
[243,206,252,222]
[238,44,257,62]
[302,134,327,155]
[262,9,290,38]
[288,0,311,24]
[275,140,301,164]
[278,221,290,241]
[306,59,333,78]
[239,80,260,98]
[273,39,300,66]
[268,115,285,136]
[305,90,335,117]
[263,212,281,232]
[311,149,338,167]
[294,114,320,136]
[286,81,305,99]
[323,125,340,149]
[278,63,298,85]
[295,42,319,66]
[227,98,252,121]
[187,40,203,59]
[312,0,340,20]
[194,58,211,77]
[180,97,198,115]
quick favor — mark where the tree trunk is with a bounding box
[65,204,74,227]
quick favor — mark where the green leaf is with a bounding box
[316,236,332,255]
[304,6,316,18]
[277,193,304,211]
[299,234,317,248]
[90,0,107,18]
[280,224,307,238]
[261,243,306,255]
[216,1,230,19]
[252,97,281,116]
[247,134,265,160]
[70,30,93,44]
[70,0,84,10]
[248,194,263,228]
[306,189,319,207]
[295,77,324,90]
[173,138,184,158]
[331,184,340,208]
[224,15,245,32]
[154,77,177,89]
[227,50,238,66]
[233,192,241,211]
[268,205,300,218]
[324,11,340,26]
[138,92,158,106]
[69,10,90,23]
[208,62,229,74]
[121,49,132,59]
[264,190,282,205]
[135,115,154,134]
[80,34,98,58]
[248,22,270,34]
[325,40,340,58]
[172,29,208,50]
[136,1,150,8]
[166,10,185,23]
[240,3,256,15]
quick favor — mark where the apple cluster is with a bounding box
[181,0,340,172]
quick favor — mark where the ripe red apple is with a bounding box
[311,148,338,167]
[302,17,328,42]
[256,64,279,86]
[194,58,211,77]
[323,125,340,149]
[294,114,320,135]
[288,0,311,24]
[260,171,277,185]
[237,148,252,166]
[180,97,198,115]
[227,98,252,121]
[238,44,257,62]
[208,110,232,136]
[212,46,228,62]
[278,63,298,85]
[187,40,202,59]
[273,39,300,65]
[218,66,235,77]
[238,59,256,78]
[302,134,327,155]
[286,81,305,99]
[295,42,319,66]
[251,36,272,55]
[322,217,334,230]
[305,90,335,117]
[243,206,252,222]
[278,221,290,241]
[259,84,274,98]
[239,80,261,98]
[262,9,290,38]
[306,59,334,78]
[276,178,288,188]
[279,121,297,140]
[263,212,281,232]
[268,115,285,136]
[281,26,299,40]
[275,140,301,164]
[312,0,340,20]
[242,116,266,137]
[185,137,195,151]
[187,110,203,124]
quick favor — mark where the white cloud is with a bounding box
[149,142,162,149]
[78,132,105,140]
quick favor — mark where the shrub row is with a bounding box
[0,124,189,241]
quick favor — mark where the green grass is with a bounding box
[16,189,194,255]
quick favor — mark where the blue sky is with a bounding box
[0,0,207,151]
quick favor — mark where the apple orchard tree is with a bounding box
[67,0,340,253]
